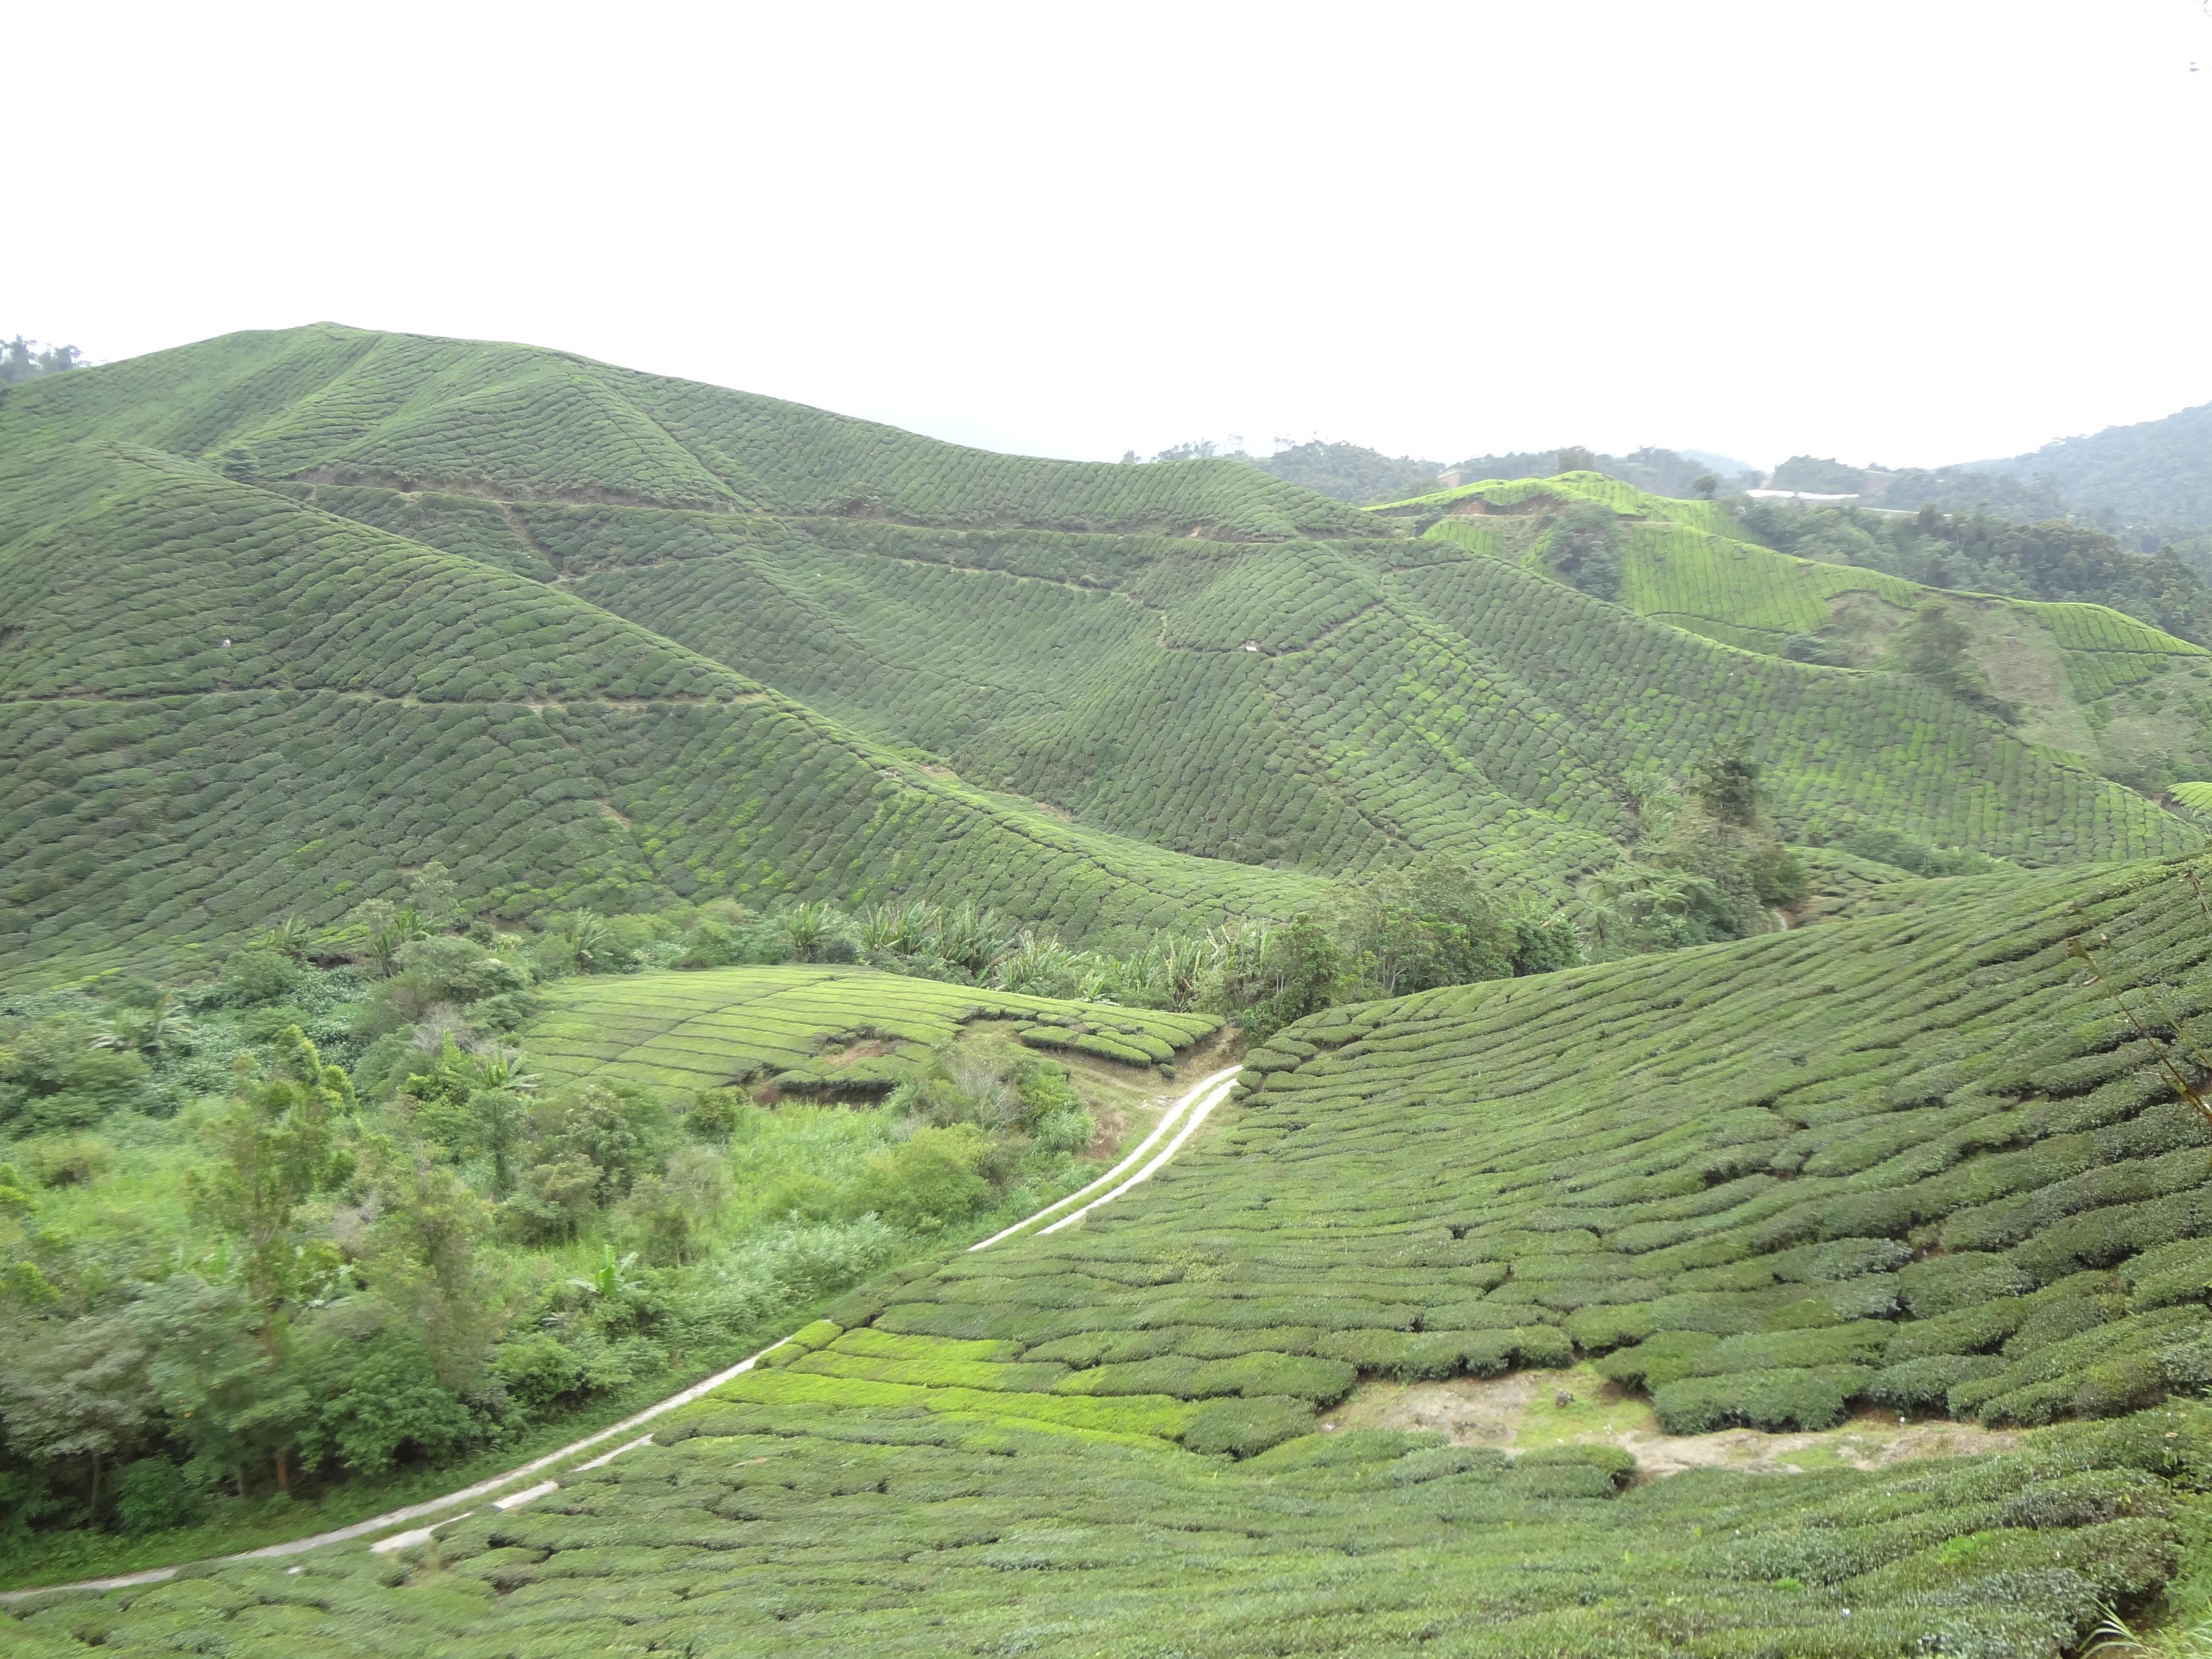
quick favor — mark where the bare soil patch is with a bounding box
[1330,1364,2019,1478]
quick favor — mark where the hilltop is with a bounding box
[5,326,2202,980]
[0,324,1376,540]
[0,437,1316,978]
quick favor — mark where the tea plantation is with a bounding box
[552,502,2189,876]
[524,966,1217,1094]
[6,328,2205,983]
[22,859,2212,1654]
[0,442,1319,978]
[1405,471,2212,782]
[0,323,1377,539]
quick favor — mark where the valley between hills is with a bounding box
[13,326,2212,1655]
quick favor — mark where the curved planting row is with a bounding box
[523,966,1216,1095]
[1,324,1376,538]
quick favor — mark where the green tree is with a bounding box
[503,1154,601,1243]
[1246,914,1343,1046]
[0,1310,158,1512]
[846,1125,992,1231]
[140,1273,312,1496]
[1544,502,1623,601]
[184,1030,353,1344]
[296,1335,485,1477]
[363,1150,509,1391]
[1691,750,1763,828]
[1334,856,1511,1000]
[0,337,86,384]
[0,1016,150,1132]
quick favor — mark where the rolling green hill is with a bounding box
[1391,470,2212,793]
[557,502,2193,878]
[24,857,2212,1653]
[6,331,2203,981]
[0,439,1318,979]
[0,324,1377,540]
[1972,398,2212,540]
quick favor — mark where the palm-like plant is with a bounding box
[357,899,429,977]
[994,930,1082,997]
[567,1243,641,1300]
[92,992,197,1057]
[257,914,313,961]
[564,910,610,974]
[780,901,836,963]
[2083,1608,2212,1658]
[465,1045,539,1095]
[936,901,1010,977]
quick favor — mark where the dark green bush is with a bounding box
[1653,1364,1873,1433]
[112,1458,202,1533]
[0,1017,149,1131]
[1868,1353,2008,1409]
[1180,1395,1315,1458]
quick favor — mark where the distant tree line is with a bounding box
[0,338,87,386]
[1740,499,2212,647]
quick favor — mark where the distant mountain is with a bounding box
[1445,445,1753,500]
[1969,399,2212,541]
[1250,443,1761,507]
[1770,455,2073,524]
[1245,439,1441,505]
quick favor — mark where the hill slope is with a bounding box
[24,858,2212,1653]
[3,329,2203,981]
[1391,470,2212,793]
[0,441,1316,976]
[1973,398,2212,537]
[553,500,2193,878]
[0,324,1377,540]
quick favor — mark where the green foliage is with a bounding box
[183,1030,353,1329]
[110,1459,199,1534]
[1240,913,1342,1046]
[295,1334,488,1477]
[1245,440,1442,505]
[845,1125,992,1232]
[1329,854,1510,1002]
[0,338,84,385]
[1741,494,2212,644]
[1770,455,1866,494]
[1970,398,2212,545]
[0,1019,148,1133]
[1542,501,1623,600]
[1884,599,2016,720]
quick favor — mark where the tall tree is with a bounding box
[185,1029,354,1346]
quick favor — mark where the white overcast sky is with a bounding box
[10,1,2211,469]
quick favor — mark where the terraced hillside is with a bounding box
[524,967,1218,1093]
[0,442,1316,977]
[0,324,1376,539]
[1393,470,2212,787]
[24,858,2212,1655]
[4,327,2203,985]
[556,507,2190,877]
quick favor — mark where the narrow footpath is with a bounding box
[1,1064,1246,1602]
